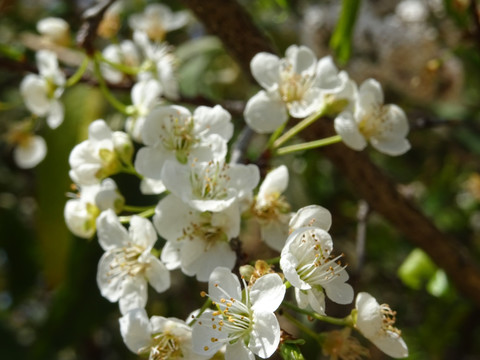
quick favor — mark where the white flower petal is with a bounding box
[244,90,288,134]
[134,146,169,180]
[20,75,50,116]
[226,339,255,360]
[289,204,332,232]
[249,311,281,358]
[324,272,354,305]
[208,267,242,301]
[370,136,411,156]
[96,209,130,250]
[250,52,281,90]
[334,111,368,151]
[373,332,409,358]
[119,278,148,315]
[160,241,182,270]
[46,99,64,129]
[285,45,317,76]
[145,255,170,293]
[129,216,157,250]
[193,105,233,141]
[257,165,288,202]
[119,308,152,353]
[250,273,285,312]
[13,135,47,169]
[192,310,227,356]
[358,79,384,111]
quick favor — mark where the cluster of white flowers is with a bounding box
[12,2,414,359]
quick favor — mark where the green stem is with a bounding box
[66,56,90,87]
[123,205,156,213]
[119,208,155,223]
[266,122,287,149]
[282,310,319,340]
[276,135,342,156]
[282,301,353,327]
[93,53,130,114]
[272,107,326,149]
[97,53,140,75]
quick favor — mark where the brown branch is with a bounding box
[181,0,480,307]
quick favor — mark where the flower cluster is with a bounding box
[11,2,414,359]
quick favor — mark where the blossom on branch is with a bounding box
[192,267,285,359]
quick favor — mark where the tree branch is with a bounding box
[181,0,480,307]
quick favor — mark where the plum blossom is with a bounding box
[280,205,353,315]
[154,194,240,281]
[134,30,179,100]
[355,292,408,358]
[128,3,190,41]
[64,178,124,239]
[20,50,65,129]
[161,159,260,213]
[134,104,233,180]
[334,78,411,156]
[125,79,163,143]
[101,40,141,84]
[36,17,70,46]
[120,308,207,360]
[251,165,292,252]
[96,210,170,314]
[244,45,355,133]
[69,119,133,185]
[192,267,285,359]
[9,130,47,169]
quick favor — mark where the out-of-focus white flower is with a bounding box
[119,308,208,360]
[128,3,190,41]
[101,40,141,84]
[161,160,260,213]
[36,17,70,46]
[244,45,354,133]
[125,79,163,143]
[154,194,240,281]
[20,50,65,129]
[69,119,133,185]
[134,30,179,100]
[192,267,285,359]
[64,178,124,239]
[334,79,410,156]
[134,104,233,180]
[355,292,408,358]
[252,165,292,252]
[11,132,47,169]
[97,0,124,39]
[280,205,353,315]
[96,209,170,314]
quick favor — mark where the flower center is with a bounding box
[148,332,183,360]
[279,62,314,104]
[106,243,148,282]
[160,114,196,163]
[190,161,230,200]
[179,214,229,250]
[253,192,291,223]
[379,304,401,336]
[358,106,389,139]
[294,231,345,286]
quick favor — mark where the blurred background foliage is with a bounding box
[1,0,480,359]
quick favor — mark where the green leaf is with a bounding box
[280,342,306,360]
[398,248,437,290]
[329,0,361,64]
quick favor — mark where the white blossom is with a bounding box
[334,78,410,156]
[120,308,207,360]
[101,40,141,84]
[129,3,190,41]
[134,30,179,100]
[161,160,260,213]
[64,178,124,239]
[192,267,285,359]
[154,194,240,281]
[355,292,408,358]
[36,17,70,46]
[244,45,354,133]
[96,210,170,314]
[12,133,47,169]
[134,104,233,180]
[69,119,133,185]
[125,79,163,143]
[280,205,353,314]
[20,50,65,129]
[252,165,292,252]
